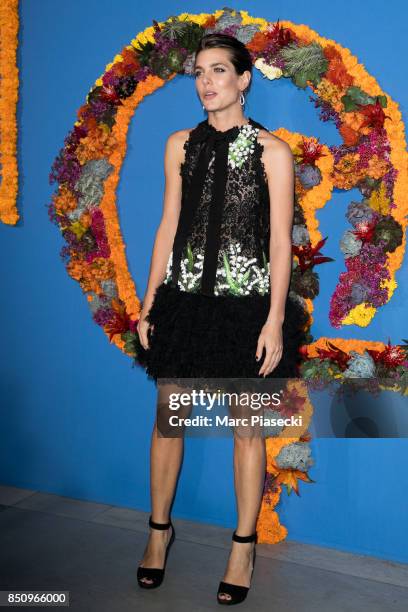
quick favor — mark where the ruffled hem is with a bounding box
[132,283,309,386]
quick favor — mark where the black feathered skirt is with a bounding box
[133,282,309,387]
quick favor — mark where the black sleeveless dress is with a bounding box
[133,117,309,385]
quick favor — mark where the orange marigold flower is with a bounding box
[295,176,308,199]
[335,152,359,171]
[203,15,216,28]
[89,257,115,280]
[367,154,390,179]
[66,259,89,283]
[327,58,354,88]
[324,45,354,88]
[323,45,341,61]
[53,185,77,214]
[339,123,360,146]
[66,259,82,278]
[333,153,366,189]
[79,211,92,228]
[247,31,268,53]
[314,79,343,110]
[76,124,117,163]
[120,47,140,68]
[342,111,371,134]
[0,0,19,224]
[66,257,112,293]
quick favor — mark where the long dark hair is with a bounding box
[194,33,253,94]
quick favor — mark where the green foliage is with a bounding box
[186,242,194,273]
[122,330,137,357]
[373,217,403,253]
[161,16,204,52]
[299,358,343,380]
[280,41,328,88]
[291,267,319,299]
[262,250,268,270]
[222,252,251,296]
[341,86,388,111]
[132,39,155,67]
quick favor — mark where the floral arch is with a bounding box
[48,8,408,543]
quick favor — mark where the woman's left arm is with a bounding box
[256,137,295,377]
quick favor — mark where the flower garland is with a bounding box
[48,8,408,543]
[300,337,408,385]
[0,0,19,225]
[251,22,407,328]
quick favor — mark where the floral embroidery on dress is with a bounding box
[164,241,270,297]
[228,124,258,169]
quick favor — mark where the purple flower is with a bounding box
[93,306,116,326]
[134,65,151,81]
[49,149,82,191]
[89,98,113,118]
[85,208,110,262]
[310,95,342,127]
[102,71,121,88]
[356,129,391,170]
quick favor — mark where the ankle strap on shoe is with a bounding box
[232,530,257,543]
[149,515,172,530]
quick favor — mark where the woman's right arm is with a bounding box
[137,129,190,350]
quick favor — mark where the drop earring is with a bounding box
[240,92,245,106]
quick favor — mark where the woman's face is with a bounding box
[194,47,250,112]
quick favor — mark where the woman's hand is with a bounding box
[256,320,283,377]
[137,311,154,350]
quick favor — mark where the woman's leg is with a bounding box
[218,431,266,601]
[138,383,190,585]
[138,419,184,584]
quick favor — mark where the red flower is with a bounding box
[367,338,407,368]
[357,98,391,130]
[316,340,351,369]
[353,219,377,242]
[298,345,310,358]
[265,18,294,48]
[104,299,134,341]
[298,137,326,165]
[100,84,122,106]
[292,236,334,273]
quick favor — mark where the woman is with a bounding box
[134,33,308,605]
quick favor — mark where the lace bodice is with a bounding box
[164,117,271,297]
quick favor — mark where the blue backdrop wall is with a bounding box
[1,0,407,564]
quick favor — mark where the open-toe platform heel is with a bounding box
[217,530,257,605]
[137,515,176,589]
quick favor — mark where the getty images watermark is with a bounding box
[166,387,301,427]
[155,378,307,438]
[154,377,408,438]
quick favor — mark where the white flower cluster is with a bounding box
[254,58,283,80]
[214,242,270,296]
[228,124,259,169]
[164,242,270,297]
[163,250,202,292]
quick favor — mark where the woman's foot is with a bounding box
[138,524,173,586]
[218,539,256,603]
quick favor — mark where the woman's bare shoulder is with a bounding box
[166,128,194,149]
[257,128,292,156]
[164,129,194,167]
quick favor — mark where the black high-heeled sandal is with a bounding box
[137,515,176,589]
[217,530,257,605]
